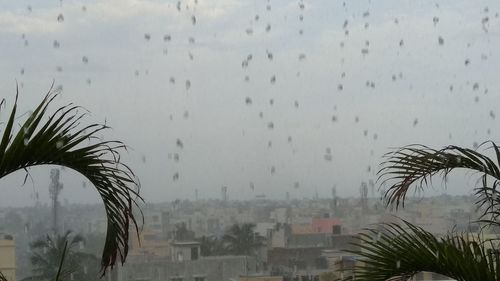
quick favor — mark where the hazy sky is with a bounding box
[0,0,499,206]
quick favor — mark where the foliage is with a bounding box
[348,142,500,281]
[0,86,142,274]
[222,223,265,256]
[173,222,195,241]
[198,235,226,256]
[23,231,99,281]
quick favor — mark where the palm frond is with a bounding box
[379,143,500,225]
[347,220,499,281]
[0,87,143,274]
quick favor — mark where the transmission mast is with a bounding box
[49,169,63,234]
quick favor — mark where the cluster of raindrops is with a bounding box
[10,0,500,199]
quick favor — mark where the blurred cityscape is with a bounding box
[1,190,481,281]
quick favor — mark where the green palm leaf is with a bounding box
[0,87,142,274]
[347,220,498,281]
[379,143,500,226]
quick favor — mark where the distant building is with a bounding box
[117,255,258,281]
[0,233,15,281]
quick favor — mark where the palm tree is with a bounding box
[198,235,225,256]
[24,231,99,281]
[348,143,500,280]
[0,86,142,275]
[223,223,265,256]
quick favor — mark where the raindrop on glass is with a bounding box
[438,36,444,45]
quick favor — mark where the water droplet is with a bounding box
[489,110,495,119]
[57,14,64,22]
[413,118,418,127]
[337,84,343,91]
[24,138,29,146]
[56,141,64,149]
[164,34,171,41]
[176,138,184,148]
[433,16,439,25]
[396,260,401,269]
[438,36,444,45]
[267,51,273,60]
[191,15,197,25]
[185,80,191,90]
[270,75,276,84]
[265,24,271,32]
[144,33,151,41]
[53,40,60,48]
[173,172,179,181]
[267,122,274,129]
[170,77,176,84]
[245,97,252,105]
[188,37,195,44]
[82,56,88,64]
[298,53,306,60]
[343,20,348,29]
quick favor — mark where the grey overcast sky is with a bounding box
[0,0,499,206]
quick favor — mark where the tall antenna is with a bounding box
[49,169,63,235]
[360,182,368,213]
[221,186,228,202]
